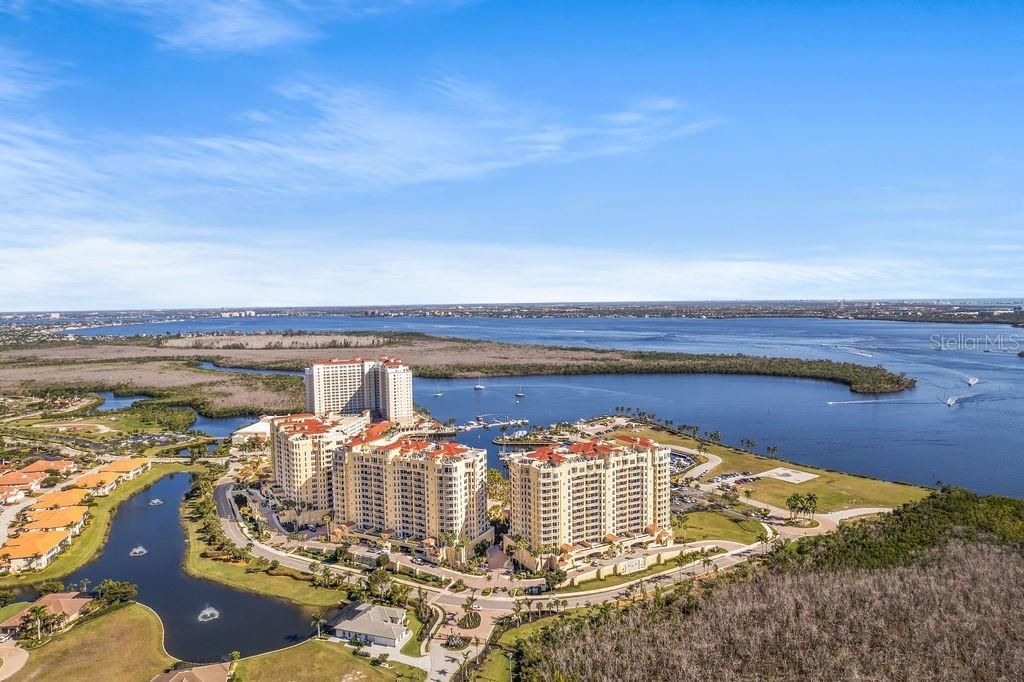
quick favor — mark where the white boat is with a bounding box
[433,392,444,397]
[474,384,485,390]
[946,397,957,407]
[967,377,979,386]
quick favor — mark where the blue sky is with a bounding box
[0,0,1021,310]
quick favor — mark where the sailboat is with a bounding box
[515,386,525,398]
[432,381,443,397]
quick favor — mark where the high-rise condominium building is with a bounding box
[269,412,371,516]
[506,437,671,560]
[304,356,414,423]
[332,435,491,551]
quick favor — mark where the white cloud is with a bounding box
[129,77,717,193]
[0,45,52,102]
[0,230,1002,311]
[35,1,465,53]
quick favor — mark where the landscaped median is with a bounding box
[0,462,195,587]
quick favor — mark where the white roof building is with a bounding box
[331,602,410,648]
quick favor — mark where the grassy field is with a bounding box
[620,428,929,512]
[0,463,193,587]
[679,510,764,544]
[9,411,169,441]
[234,639,426,682]
[474,617,558,682]
[10,603,174,681]
[181,513,342,607]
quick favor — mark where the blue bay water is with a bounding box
[79,316,1024,496]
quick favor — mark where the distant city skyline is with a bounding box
[1,1,1021,309]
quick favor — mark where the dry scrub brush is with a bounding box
[522,543,1024,681]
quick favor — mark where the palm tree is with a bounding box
[805,493,818,518]
[462,594,477,619]
[511,600,523,626]
[786,493,803,519]
[25,604,49,642]
[766,445,779,457]
[322,512,334,539]
[311,611,327,639]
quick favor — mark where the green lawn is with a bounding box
[0,602,29,622]
[10,603,174,682]
[619,428,929,512]
[678,510,764,545]
[0,463,194,587]
[181,513,342,607]
[235,639,426,682]
[401,609,426,657]
[9,412,170,442]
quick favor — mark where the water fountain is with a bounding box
[197,606,220,622]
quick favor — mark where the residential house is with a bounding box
[22,506,89,536]
[70,473,119,496]
[149,663,231,682]
[0,530,71,573]
[0,488,26,506]
[27,488,91,510]
[0,592,93,637]
[331,601,410,647]
[99,458,152,481]
[0,471,46,493]
[19,459,78,476]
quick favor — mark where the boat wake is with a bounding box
[836,345,874,358]
[826,399,919,406]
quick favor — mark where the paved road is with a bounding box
[0,644,28,681]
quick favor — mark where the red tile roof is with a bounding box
[528,447,566,465]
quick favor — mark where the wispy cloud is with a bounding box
[29,1,465,53]
[0,45,52,102]
[131,77,718,193]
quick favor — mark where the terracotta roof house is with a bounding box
[28,488,91,510]
[22,506,89,535]
[0,592,93,636]
[0,530,71,573]
[99,458,152,480]
[150,663,231,682]
[19,459,78,476]
[0,488,26,506]
[0,471,46,492]
[69,473,119,496]
[331,601,410,647]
